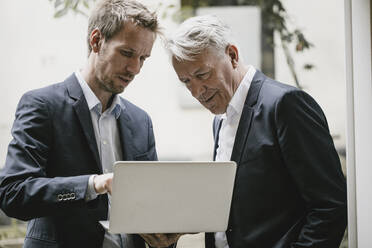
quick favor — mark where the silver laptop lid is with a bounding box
[109,161,237,234]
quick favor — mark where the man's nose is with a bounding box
[126,58,141,75]
[189,81,207,100]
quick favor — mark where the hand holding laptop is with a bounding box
[140,233,183,248]
[93,173,113,194]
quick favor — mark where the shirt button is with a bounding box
[103,140,107,145]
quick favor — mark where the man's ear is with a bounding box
[226,45,239,69]
[90,29,103,53]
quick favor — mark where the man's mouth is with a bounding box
[204,92,217,103]
[118,75,131,84]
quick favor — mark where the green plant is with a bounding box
[256,0,314,88]
[49,0,94,17]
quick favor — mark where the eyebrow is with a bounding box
[121,47,151,58]
[191,68,204,76]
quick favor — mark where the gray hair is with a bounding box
[166,15,235,61]
[87,0,159,54]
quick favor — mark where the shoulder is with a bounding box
[260,80,326,125]
[19,77,72,107]
[16,81,70,116]
[260,77,298,101]
[251,73,323,120]
[257,76,315,108]
[119,97,151,122]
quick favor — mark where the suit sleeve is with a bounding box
[0,92,90,221]
[274,90,347,247]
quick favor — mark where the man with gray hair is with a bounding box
[167,15,347,248]
[0,0,180,247]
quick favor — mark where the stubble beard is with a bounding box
[97,77,124,95]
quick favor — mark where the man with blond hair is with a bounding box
[0,0,180,247]
[166,15,347,248]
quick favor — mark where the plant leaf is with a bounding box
[54,7,68,18]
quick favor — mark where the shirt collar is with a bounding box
[221,65,256,121]
[74,71,124,119]
[107,94,123,119]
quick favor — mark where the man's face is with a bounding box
[172,48,237,114]
[93,21,155,95]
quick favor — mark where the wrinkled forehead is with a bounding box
[172,57,200,78]
[172,49,220,75]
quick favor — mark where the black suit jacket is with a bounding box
[206,71,347,248]
[0,74,157,248]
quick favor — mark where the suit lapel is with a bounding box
[66,74,102,173]
[230,71,265,164]
[117,107,135,161]
[230,107,254,164]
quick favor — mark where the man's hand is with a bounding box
[140,233,183,248]
[93,173,113,194]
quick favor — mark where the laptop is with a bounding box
[100,161,237,234]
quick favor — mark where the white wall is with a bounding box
[0,0,88,164]
[275,0,347,151]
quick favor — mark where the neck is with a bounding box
[81,56,112,112]
[232,63,249,93]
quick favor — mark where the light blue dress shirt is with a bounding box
[75,71,134,248]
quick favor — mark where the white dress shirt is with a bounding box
[214,65,256,248]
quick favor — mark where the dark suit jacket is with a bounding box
[206,71,347,248]
[0,74,157,248]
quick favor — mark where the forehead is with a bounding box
[109,21,156,52]
[172,49,220,74]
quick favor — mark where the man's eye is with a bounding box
[181,79,190,85]
[197,72,209,79]
[120,50,133,57]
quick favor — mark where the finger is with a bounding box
[140,234,158,246]
[166,233,182,238]
[106,173,113,194]
[94,175,106,194]
[164,233,182,246]
[149,234,171,248]
[154,234,179,247]
[106,178,113,195]
[144,233,182,247]
[105,180,111,195]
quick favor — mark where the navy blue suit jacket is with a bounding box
[0,74,157,247]
[206,71,347,248]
